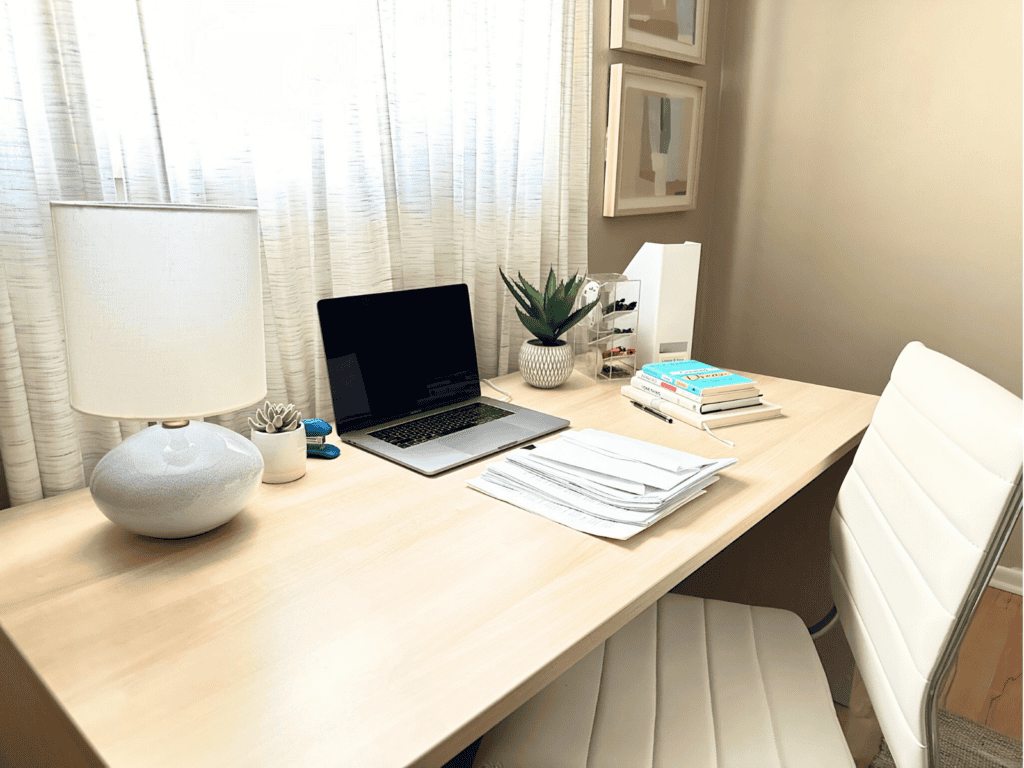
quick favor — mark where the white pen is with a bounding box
[631,400,673,424]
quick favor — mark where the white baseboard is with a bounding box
[989,565,1023,595]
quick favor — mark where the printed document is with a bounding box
[467,429,736,540]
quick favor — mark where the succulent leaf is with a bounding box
[551,279,567,306]
[515,272,548,323]
[554,297,600,337]
[546,294,572,327]
[564,274,582,301]
[515,306,557,344]
[499,268,533,315]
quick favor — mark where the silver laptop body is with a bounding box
[317,284,569,476]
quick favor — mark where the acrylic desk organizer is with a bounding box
[572,273,640,382]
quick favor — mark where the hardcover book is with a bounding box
[630,370,761,405]
[634,370,761,404]
[641,360,757,397]
[629,377,762,413]
[622,385,782,429]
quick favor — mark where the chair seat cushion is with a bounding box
[474,594,855,768]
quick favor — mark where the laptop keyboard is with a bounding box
[369,402,513,449]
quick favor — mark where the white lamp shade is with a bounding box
[51,203,267,420]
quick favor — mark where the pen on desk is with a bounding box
[632,400,673,424]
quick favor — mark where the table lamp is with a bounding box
[50,202,267,538]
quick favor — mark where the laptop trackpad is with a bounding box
[439,422,533,455]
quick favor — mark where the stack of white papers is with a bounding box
[467,429,737,540]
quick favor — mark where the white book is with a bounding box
[622,385,782,428]
[630,376,762,413]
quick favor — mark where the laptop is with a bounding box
[317,284,570,475]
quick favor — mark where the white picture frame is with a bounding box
[611,0,709,65]
[603,64,706,217]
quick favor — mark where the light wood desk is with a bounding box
[0,372,877,768]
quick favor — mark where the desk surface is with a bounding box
[0,371,877,767]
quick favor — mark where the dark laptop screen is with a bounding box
[317,284,481,433]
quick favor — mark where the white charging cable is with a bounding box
[481,379,513,402]
[702,423,735,447]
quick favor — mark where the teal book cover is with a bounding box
[641,360,755,396]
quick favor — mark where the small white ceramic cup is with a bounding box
[250,426,307,483]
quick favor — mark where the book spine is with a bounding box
[661,375,755,396]
[635,370,701,402]
[629,377,701,412]
[655,374,705,398]
[701,402,782,427]
[700,396,763,413]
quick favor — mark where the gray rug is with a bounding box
[871,710,1022,768]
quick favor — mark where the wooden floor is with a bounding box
[836,669,883,768]
[940,586,1023,740]
[839,586,1023,767]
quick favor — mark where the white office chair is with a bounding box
[473,342,1022,768]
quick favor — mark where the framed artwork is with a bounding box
[603,64,705,217]
[611,0,709,65]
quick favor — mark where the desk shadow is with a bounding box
[79,509,258,577]
[441,739,481,768]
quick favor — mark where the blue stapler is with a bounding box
[303,419,341,459]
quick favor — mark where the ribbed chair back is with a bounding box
[830,341,1022,768]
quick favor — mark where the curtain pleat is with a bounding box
[1,0,84,503]
[0,0,591,507]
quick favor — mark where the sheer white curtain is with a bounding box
[0,0,590,507]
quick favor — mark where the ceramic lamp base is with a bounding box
[89,421,264,539]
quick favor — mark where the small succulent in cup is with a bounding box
[249,402,302,434]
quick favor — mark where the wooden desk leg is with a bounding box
[841,664,883,768]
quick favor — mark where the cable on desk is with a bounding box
[481,379,513,402]
[702,423,734,447]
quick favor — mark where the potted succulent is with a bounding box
[248,402,306,483]
[500,267,600,388]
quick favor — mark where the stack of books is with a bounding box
[622,359,782,430]
[467,429,736,540]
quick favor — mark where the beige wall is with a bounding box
[592,0,1022,397]
[707,0,1022,570]
[703,0,1022,400]
[588,0,727,284]
[590,1,1023,571]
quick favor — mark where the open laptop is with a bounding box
[317,284,569,475]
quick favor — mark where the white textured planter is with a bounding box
[250,427,307,483]
[519,339,574,388]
